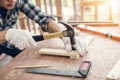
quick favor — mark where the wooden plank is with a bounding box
[81,1,108,6]
[73,0,77,20]
[19,16,26,29]
[68,21,119,27]
[80,0,84,20]
[49,0,53,15]
[26,18,31,32]
[69,23,119,27]
[44,0,48,14]
[39,36,94,59]
[56,0,62,20]
[68,21,114,23]
[14,65,50,69]
[35,0,41,8]
[95,5,97,20]
[39,48,80,59]
[106,60,120,80]
[109,5,112,20]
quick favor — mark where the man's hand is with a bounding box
[62,37,87,56]
[73,37,87,56]
[5,29,36,50]
[62,37,72,52]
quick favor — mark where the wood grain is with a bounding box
[14,65,51,69]
[106,60,120,80]
[39,48,79,59]
[0,27,120,80]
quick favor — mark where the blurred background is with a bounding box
[15,0,120,35]
[31,0,120,22]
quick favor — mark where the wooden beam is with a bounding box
[38,36,94,59]
[106,60,120,80]
[68,21,114,23]
[109,5,112,20]
[35,0,41,8]
[44,0,48,14]
[68,22,119,27]
[81,1,108,6]
[56,0,62,20]
[95,5,97,20]
[49,0,53,15]
[80,0,84,20]
[73,0,77,20]
[39,48,80,59]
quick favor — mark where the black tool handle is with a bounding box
[32,35,44,42]
[32,31,64,42]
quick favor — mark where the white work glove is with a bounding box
[62,37,72,52]
[5,29,36,50]
[73,37,87,56]
[62,37,87,56]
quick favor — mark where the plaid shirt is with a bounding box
[0,0,54,49]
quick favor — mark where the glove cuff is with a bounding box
[5,29,16,41]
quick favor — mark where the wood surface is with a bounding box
[0,27,120,80]
[106,60,120,80]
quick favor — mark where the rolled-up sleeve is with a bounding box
[19,0,55,32]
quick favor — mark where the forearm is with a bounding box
[47,20,66,33]
[0,30,7,43]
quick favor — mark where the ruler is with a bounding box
[25,61,91,78]
[25,68,84,78]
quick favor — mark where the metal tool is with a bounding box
[59,21,76,50]
[32,21,76,50]
[77,24,120,41]
[25,68,83,78]
[25,61,91,78]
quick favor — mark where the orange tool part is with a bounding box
[76,24,120,41]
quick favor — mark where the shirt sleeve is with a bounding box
[19,0,55,32]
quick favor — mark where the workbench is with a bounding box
[0,27,120,80]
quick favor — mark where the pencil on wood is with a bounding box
[14,65,51,69]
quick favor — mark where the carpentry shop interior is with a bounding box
[0,0,120,80]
